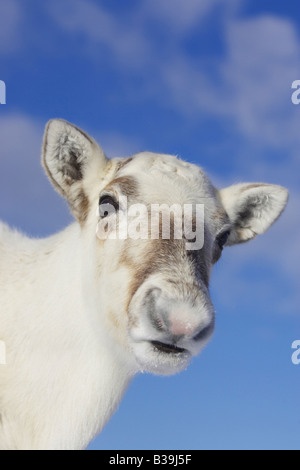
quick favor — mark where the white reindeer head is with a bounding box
[42,120,288,375]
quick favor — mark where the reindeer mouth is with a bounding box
[151,341,187,355]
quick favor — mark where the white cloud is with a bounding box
[223,16,300,148]
[47,0,242,69]
[0,0,22,55]
[161,15,300,151]
[141,0,225,33]
[48,0,300,157]
[0,113,43,185]
[0,114,49,225]
[48,0,150,67]
[95,131,141,159]
[38,4,300,197]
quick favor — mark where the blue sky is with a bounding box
[0,0,299,450]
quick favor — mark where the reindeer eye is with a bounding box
[216,230,230,250]
[99,195,119,218]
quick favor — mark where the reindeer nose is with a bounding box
[145,288,214,342]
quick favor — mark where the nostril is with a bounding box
[145,287,162,304]
[193,321,215,342]
[144,287,166,332]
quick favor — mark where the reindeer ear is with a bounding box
[42,119,108,224]
[219,183,289,245]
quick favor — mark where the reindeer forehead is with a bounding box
[111,152,216,205]
[119,152,204,180]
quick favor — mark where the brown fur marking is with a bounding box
[214,207,228,223]
[121,234,204,317]
[105,176,139,199]
[115,157,134,174]
[72,189,90,225]
[241,183,265,192]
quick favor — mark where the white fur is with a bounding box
[0,222,136,449]
[0,120,289,450]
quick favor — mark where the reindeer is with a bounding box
[0,120,288,449]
